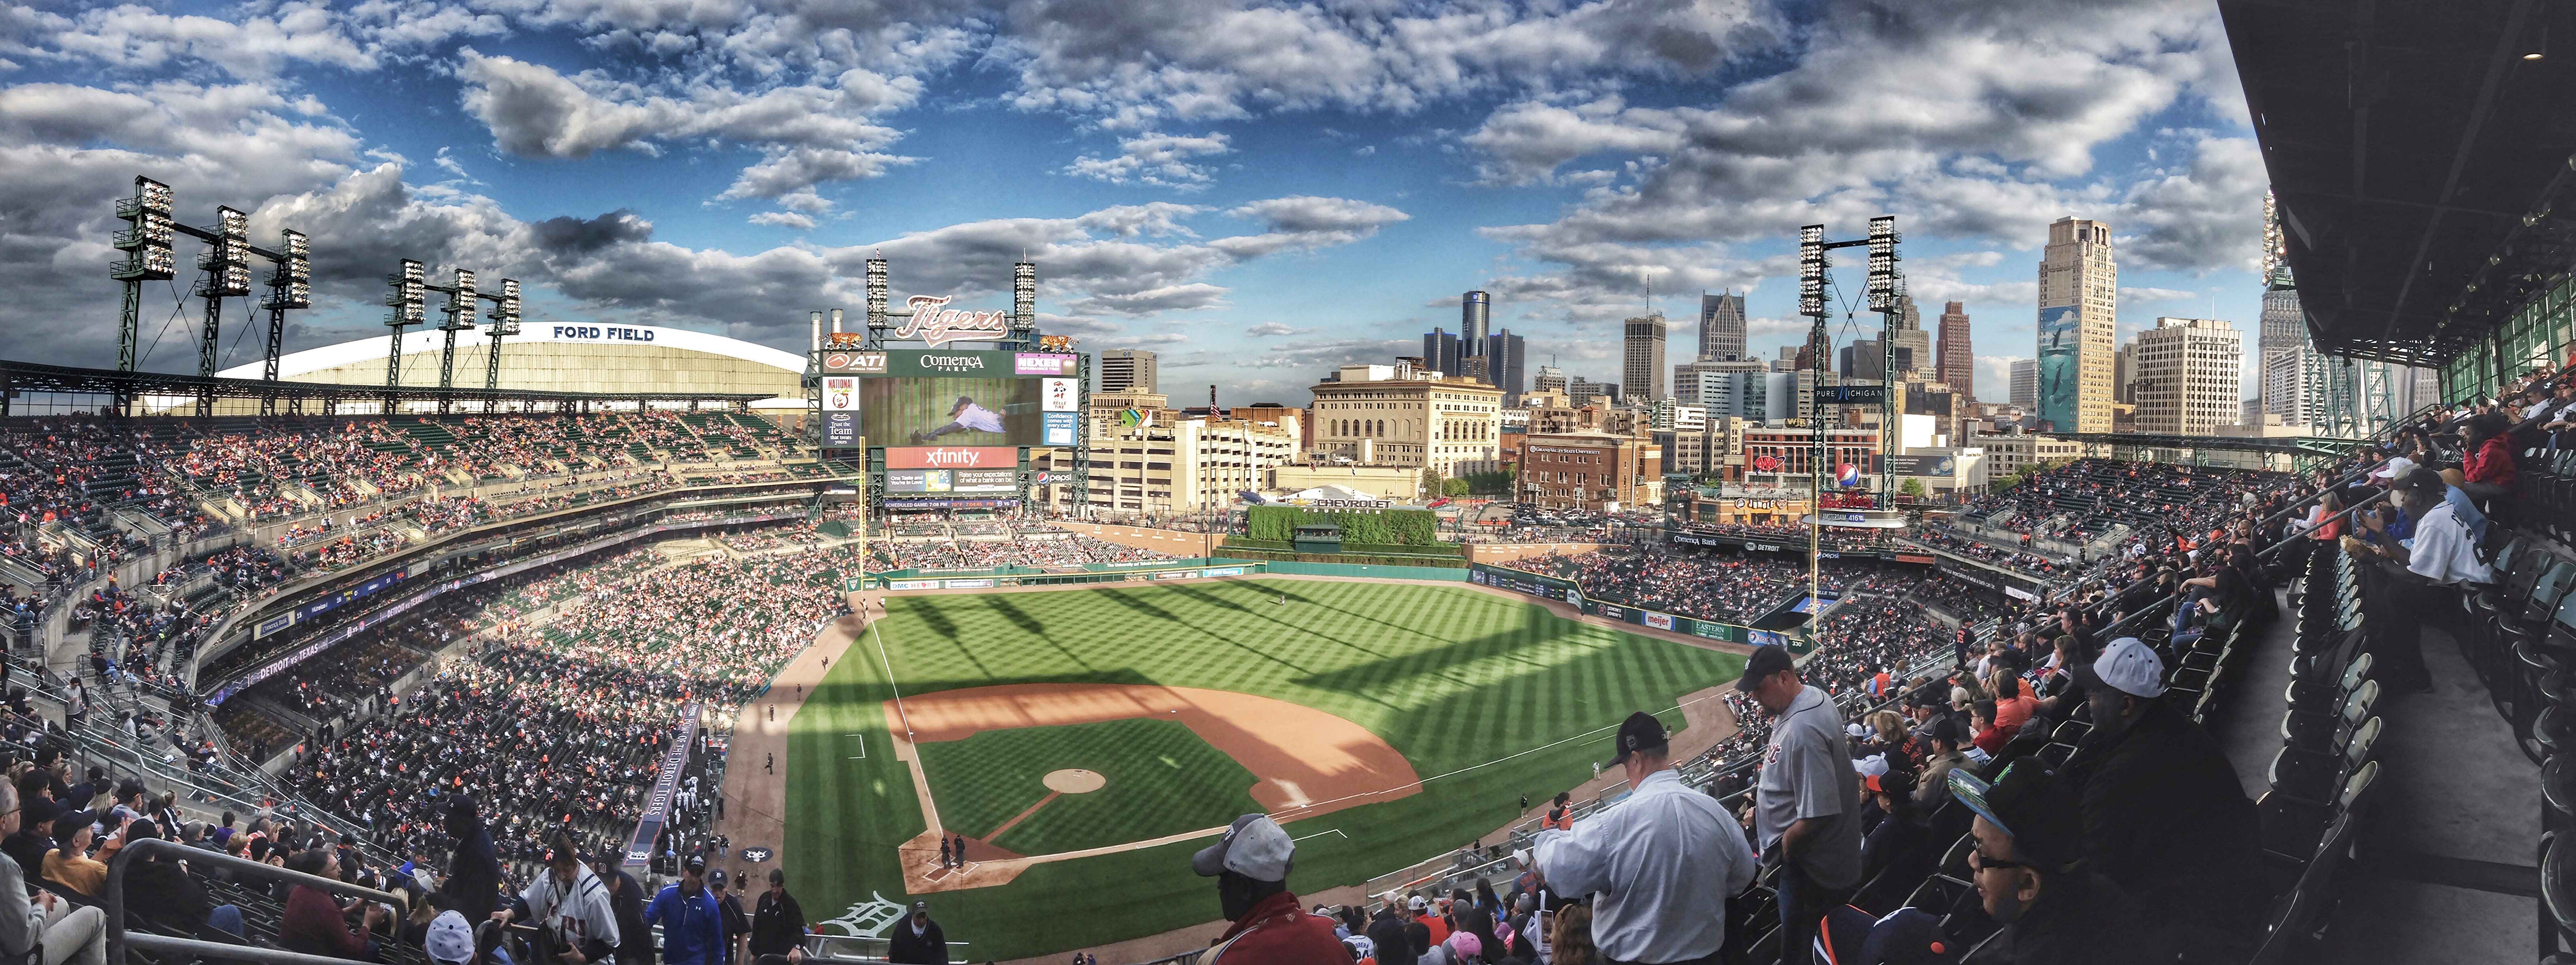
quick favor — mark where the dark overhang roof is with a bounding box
[2222,0,2576,366]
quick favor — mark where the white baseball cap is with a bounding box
[425,910,476,965]
[2076,637,2166,698]
[2371,456,2416,481]
[1192,813,1294,882]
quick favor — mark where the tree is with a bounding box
[1899,477,1926,497]
[1420,466,1443,499]
[1442,477,1472,497]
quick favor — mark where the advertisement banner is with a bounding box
[1893,553,1936,565]
[1014,353,1079,376]
[818,350,888,374]
[1041,378,1079,411]
[1643,612,1675,631]
[886,446,1019,470]
[877,498,1020,509]
[1203,567,1245,577]
[1885,454,1956,477]
[2036,304,2080,429]
[888,579,941,591]
[887,468,1016,494]
[1150,570,1202,580]
[1043,411,1078,446]
[943,578,996,589]
[822,411,860,448]
[823,377,859,411]
[623,703,701,867]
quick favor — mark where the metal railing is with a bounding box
[105,837,402,965]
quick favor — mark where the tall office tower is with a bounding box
[1485,330,1526,399]
[2036,217,2117,432]
[1461,291,1492,351]
[1100,349,1159,394]
[2113,342,2137,403]
[2258,273,2324,425]
[2134,317,2243,436]
[1936,301,1974,397]
[1699,291,1747,361]
[1885,294,1933,380]
[1422,327,1462,375]
[1623,313,1669,401]
[2009,358,2038,409]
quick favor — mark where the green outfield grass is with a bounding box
[784,577,1744,961]
[914,717,1265,856]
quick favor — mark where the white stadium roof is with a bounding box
[216,322,806,381]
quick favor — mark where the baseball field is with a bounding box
[782,576,1746,960]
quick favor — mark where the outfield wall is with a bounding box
[1464,542,1610,564]
[1057,522,1222,556]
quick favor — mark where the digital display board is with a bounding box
[887,467,1017,494]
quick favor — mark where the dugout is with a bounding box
[1291,524,1344,553]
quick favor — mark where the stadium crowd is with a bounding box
[1516,550,1831,625]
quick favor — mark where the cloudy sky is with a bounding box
[0,0,2268,405]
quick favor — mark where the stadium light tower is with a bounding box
[486,279,521,397]
[1798,224,1830,612]
[1867,215,1902,497]
[110,177,177,374]
[385,259,426,395]
[258,229,313,415]
[197,206,253,379]
[436,268,479,400]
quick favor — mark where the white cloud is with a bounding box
[1062,131,1230,188]
[1211,195,1409,258]
[2118,285,2200,303]
[748,211,814,230]
[1246,322,1314,337]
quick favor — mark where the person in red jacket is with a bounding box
[280,849,384,960]
[1191,814,1353,964]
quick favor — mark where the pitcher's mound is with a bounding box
[1043,769,1107,793]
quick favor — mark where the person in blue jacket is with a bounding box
[644,856,726,965]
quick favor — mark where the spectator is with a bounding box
[2068,638,2263,964]
[2,797,54,876]
[0,782,105,965]
[114,820,244,938]
[1951,764,2151,965]
[1914,718,1973,809]
[1532,711,1756,965]
[444,795,506,925]
[885,901,950,965]
[1190,814,1350,964]
[1737,644,1863,958]
[280,848,386,960]
[1860,771,1927,884]
[1548,904,1597,965]
[1989,676,2036,739]
[1366,900,1414,965]
[750,869,805,960]
[644,857,725,965]
[496,835,620,965]
[40,810,105,898]
[1968,702,2004,759]
[424,910,479,965]
[589,857,653,965]
[711,870,750,965]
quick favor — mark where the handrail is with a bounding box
[2095,454,2396,640]
[105,837,402,965]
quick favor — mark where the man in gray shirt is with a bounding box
[1738,644,1862,958]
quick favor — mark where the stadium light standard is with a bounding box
[385,258,427,403]
[435,268,480,407]
[109,177,177,376]
[259,229,312,415]
[486,279,521,401]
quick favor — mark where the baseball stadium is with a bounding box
[5,8,2573,964]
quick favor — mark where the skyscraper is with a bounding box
[1885,295,1932,380]
[2258,270,2324,425]
[1699,292,1746,361]
[1485,329,1526,400]
[1100,349,1159,395]
[1936,301,1973,396]
[2037,217,2117,433]
[2009,358,2037,409]
[2133,317,2243,435]
[1422,327,1462,376]
[1461,291,1492,349]
[1623,313,1669,402]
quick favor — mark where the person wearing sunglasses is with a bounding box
[1949,764,2148,965]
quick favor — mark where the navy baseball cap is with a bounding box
[1608,711,1668,766]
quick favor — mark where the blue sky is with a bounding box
[0,0,2268,405]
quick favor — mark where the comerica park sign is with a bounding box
[893,295,1014,347]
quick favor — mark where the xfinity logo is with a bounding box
[920,447,990,467]
[919,354,986,371]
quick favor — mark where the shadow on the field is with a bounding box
[900,600,993,679]
[981,596,1095,672]
[1096,588,1345,686]
[1287,609,1608,703]
[1159,584,1390,660]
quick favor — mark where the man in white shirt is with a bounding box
[1532,711,1756,965]
[2352,467,2489,694]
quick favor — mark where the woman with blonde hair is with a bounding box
[1549,904,1598,965]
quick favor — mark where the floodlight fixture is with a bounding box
[263,230,312,309]
[1798,224,1827,318]
[444,269,479,330]
[1865,215,1900,312]
[385,258,426,388]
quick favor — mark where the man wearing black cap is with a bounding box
[748,868,805,962]
[1190,813,1349,964]
[1737,643,1862,959]
[643,856,725,965]
[2,796,55,875]
[1950,764,2151,965]
[885,901,948,965]
[1530,711,1755,965]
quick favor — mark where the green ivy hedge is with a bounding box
[1244,505,1440,544]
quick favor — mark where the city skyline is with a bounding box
[1,0,2268,406]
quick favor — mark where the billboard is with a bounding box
[2036,304,2080,430]
[822,411,860,448]
[1885,454,1957,476]
[887,446,1018,470]
[888,467,1016,494]
[864,374,1043,448]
